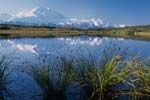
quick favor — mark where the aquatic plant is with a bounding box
[23,50,150,100]
[129,58,150,100]
[25,55,73,100]
[72,54,140,100]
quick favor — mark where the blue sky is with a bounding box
[0,0,150,25]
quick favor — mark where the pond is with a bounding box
[1,36,150,58]
[0,35,150,100]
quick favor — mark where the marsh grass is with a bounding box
[129,58,150,100]
[72,54,139,100]
[25,55,74,100]
[22,48,150,100]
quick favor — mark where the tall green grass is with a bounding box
[23,52,150,100]
[25,55,73,100]
[129,58,150,100]
[0,44,150,100]
[72,54,139,100]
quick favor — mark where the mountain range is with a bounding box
[0,7,125,29]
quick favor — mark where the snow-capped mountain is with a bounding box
[9,7,68,26]
[0,7,125,28]
[113,24,126,28]
[59,18,105,28]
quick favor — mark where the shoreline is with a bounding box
[0,24,150,41]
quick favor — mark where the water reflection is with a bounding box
[0,36,150,58]
[0,36,150,100]
[57,36,124,46]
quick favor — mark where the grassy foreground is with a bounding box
[1,50,150,100]
[0,24,150,40]
[19,53,150,100]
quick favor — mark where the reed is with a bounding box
[24,52,150,100]
[25,55,73,100]
[129,58,150,100]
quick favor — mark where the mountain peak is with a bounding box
[16,7,57,18]
[16,9,36,18]
[0,7,126,28]
[10,7,67,25]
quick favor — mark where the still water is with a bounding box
[1,36,150,58]
[0,36,150,100]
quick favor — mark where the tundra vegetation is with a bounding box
[0,24,150,40]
